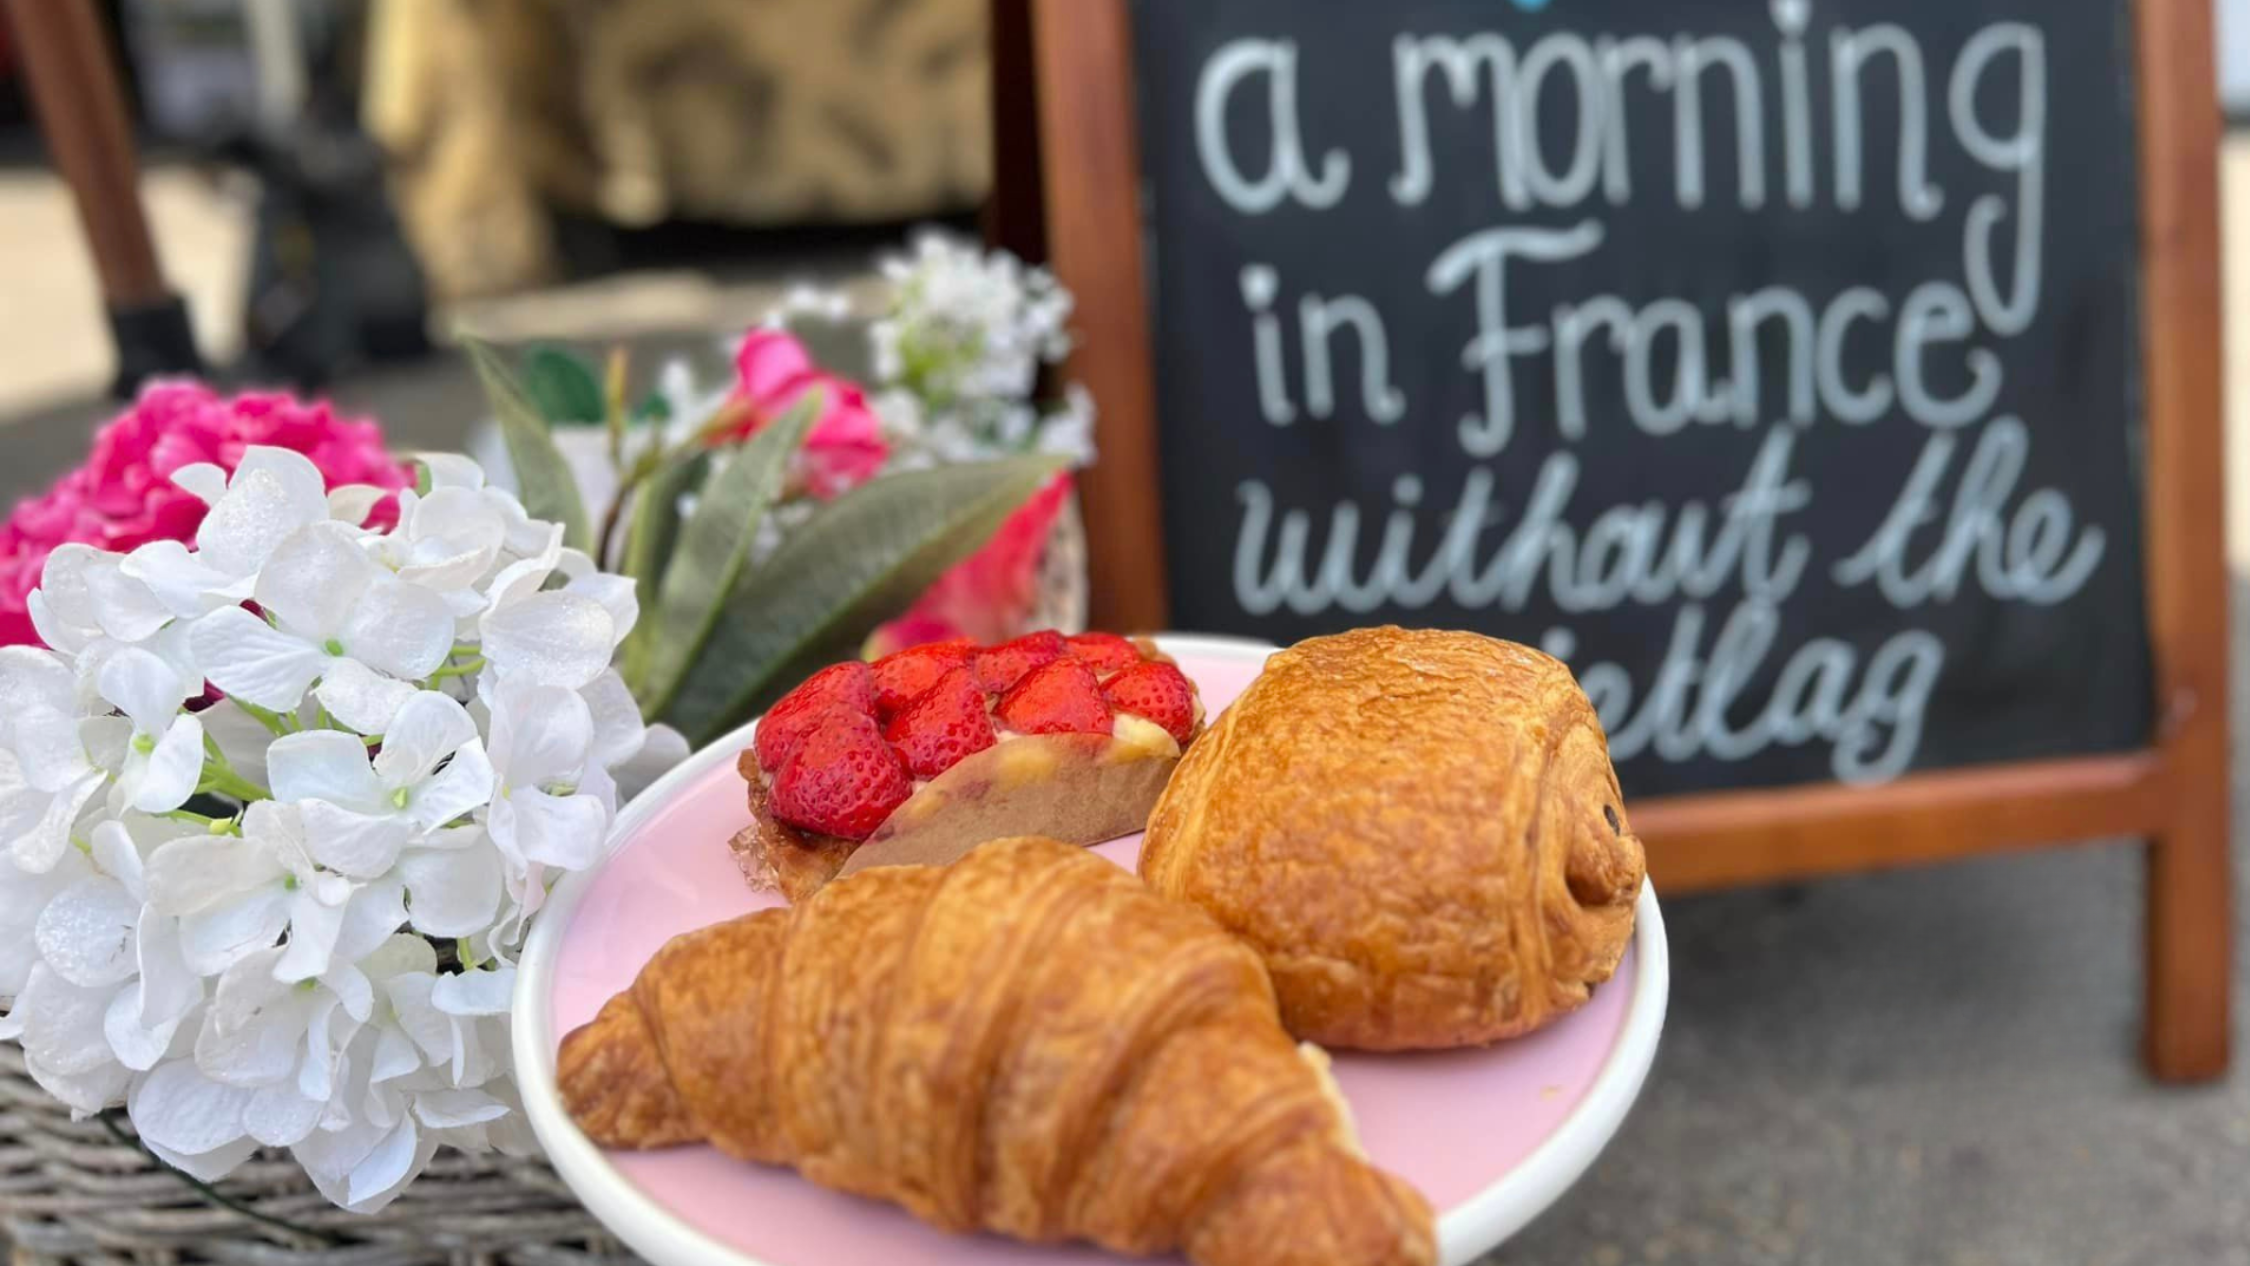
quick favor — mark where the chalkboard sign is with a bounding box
[1129,0,2147,803]
[1004,0,2227,1078]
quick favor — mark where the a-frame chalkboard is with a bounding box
[992,0,2230,1080]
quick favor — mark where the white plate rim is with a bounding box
[513,635,1669,1266]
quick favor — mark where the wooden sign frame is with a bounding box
[994,0,2231,1080]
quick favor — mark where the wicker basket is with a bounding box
[0,1049,629,1266]
[1027,493,1089,636]
[0,504,1091,1266]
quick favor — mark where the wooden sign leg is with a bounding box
[2146,784,2231,1082]
[2136,0,2231,1084]
[1029,0,1171,633]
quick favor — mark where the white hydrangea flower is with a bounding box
[266,692,493,880]
[0,444,677,1206]
[121,448,342,621]
[412,452,559,560]
[0,648,110,873]
[478,534,636,668]
[581,669,690,802]
[191,521,453,730]
[95,649,203,815]
[6,817,201,1112]
[0,849,80,997]
[388,958,513,1090]
[479,679,608,945]
[129,1058,266,1181]
[30,544,173,658]
[195,943,366,1099]
[280,940,520,1212]
[146,802,408,999]
[480,580,625,694]
[392,825,504,940]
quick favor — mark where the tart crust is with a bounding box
[734,716,1201,903]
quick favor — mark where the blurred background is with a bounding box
[0,0,985,446]
[0,2,2246,1264]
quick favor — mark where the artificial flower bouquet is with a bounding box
[0,448,656,1210]
[0,233,1089,1216]
[474,229,1092,745]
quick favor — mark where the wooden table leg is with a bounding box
[5,0,201,393]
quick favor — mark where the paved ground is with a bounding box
[3,150,2250,1266]
[1503,705,2250,1265]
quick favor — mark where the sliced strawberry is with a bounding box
[768,710,913,840]
[753,660,875,772]
[883,666,996,778]
[1104,661,1197,744]
[870,638,974,717]
[974,629,1067,693]
[996,658,1112,735]
[1065,631,1143,676]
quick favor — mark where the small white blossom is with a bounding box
[853,232,1088,473]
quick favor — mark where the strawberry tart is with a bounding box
[732,631,1204,901]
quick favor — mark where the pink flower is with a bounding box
[727,330,888,497]
[728,328,1069,656]
[868,473,1073,655]
[0,381,411,646]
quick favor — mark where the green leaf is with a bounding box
[522,345,606,425]
[638,396,819,714]
[463,338,592,552]
[615,448,710,696]
[632,389,672,426]
[661,453,1066,744]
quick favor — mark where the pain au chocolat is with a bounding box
[1138,626,1644,1051]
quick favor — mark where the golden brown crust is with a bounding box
[558,836,1435,1266]
[1140,626,1645,1051]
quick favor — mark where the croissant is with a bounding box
[559,835,1434,1266]
[1141,627,1644,1050]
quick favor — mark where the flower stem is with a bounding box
[427,656,487,682]
[98,1111,341,1246]
[594,491,629,571]
[198,755,271,804]
[232,700,293,737]
[605,345,630,469]
[691,395,754,446]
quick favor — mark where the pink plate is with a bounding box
[514,634,1668,1266]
